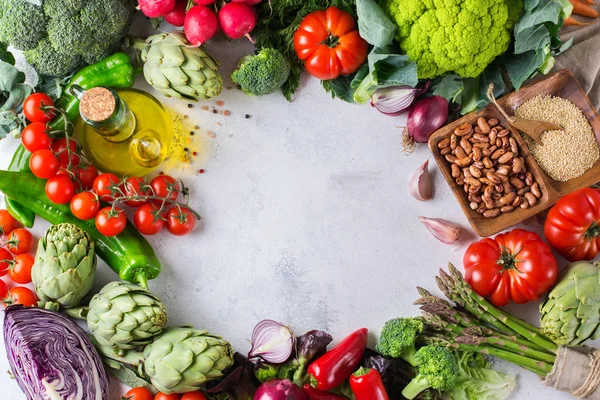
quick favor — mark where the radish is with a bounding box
[164,0,187,26]
[218,2,257,40]
[231,0,262,4]
[137,0,176,18]
[184,5,218,46]
[194,0,216,4]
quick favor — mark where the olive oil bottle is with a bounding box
[73,86,172,177]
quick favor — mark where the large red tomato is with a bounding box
[544,187,600,261]
[293,7,368,80]
[463,229,558,307]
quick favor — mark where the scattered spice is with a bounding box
[183,115,189,119]
[207,131,216,139]
[187,103,193,109]
[212,109,218,114]
[217,122,222,126]
[193,151,198,156]
[224,110,231,116]
[245,114,251,119]
[201,106,209,111]
[190,131,195,136]
[184,147,189,152]
[199,169,205,174]
[515,95,599,181]
[216,100,225,107]
[194,125,199,130]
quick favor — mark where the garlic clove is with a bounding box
[409,159,434,201]
[419,216,461,244]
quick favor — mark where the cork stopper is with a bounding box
[80,87,116,122]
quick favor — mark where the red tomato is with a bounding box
[6,228,33,255]
[544,187,600,261]
[45,175,75,204]
[9,253,34,284]
[124,177,149,207]
[293,7,368,80]
[21,123,52,153]
[463,229,558,307]
[124,387,154,400]
[155,393,180,400]
[96,207,127,236]
[0,210,19,236]
[70,192,100,220]
[0,280,7,299]
[29,149,60,179]
[181,393,207,400]
[150,175,180,204]
[165,207,195,236]
[93,173,122,202]
[0,248,14,277]
[134,203,165,235]
[5,286,38,307]
[75,165,99,191]
[23,93,55,123]
[51,138,80,168]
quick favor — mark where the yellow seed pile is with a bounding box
[515,95,599,181]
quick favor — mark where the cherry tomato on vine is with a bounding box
[150,175,180,204]
[51,138,80,168]
[123,387,154,400]
[21,122,52,153]
[166,207,195,236]
[75,165,99,191]
[181,392,207,400]
[93,173,122,202]
[29,149,60,179]
[0,210,18,236]
[23,93,55,123]
[0,280,7,300]
[124,176,149,207]
[134,203,165,235]
[9,254,34,284]
[96,207,127,236]
[6,228,33,255]
[5,286,38,307]
[155,393,180,400]
[45,175,75,204]
[70,192,100,220]
[0,248,14,277]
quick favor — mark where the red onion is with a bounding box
[403,95,449,152]
[371,83,429,116]
[253,379,307,400]
[249,320,294,364]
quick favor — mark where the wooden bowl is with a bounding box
[429,69,600,237]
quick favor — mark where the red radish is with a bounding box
[194,0,216,4]
[137,0,176,18]
[184,5,218,46]
[231,0,262,4]
[164,0,187,26]
[218,2,257,41]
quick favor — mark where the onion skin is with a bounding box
[3,305,109,400]
[407,96,449,143]
[253,379,307,400]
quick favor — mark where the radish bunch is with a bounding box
[137,0,260,46]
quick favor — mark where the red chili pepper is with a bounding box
[308,328,368,391]
[349,368,389,400]
[303,384,347,400]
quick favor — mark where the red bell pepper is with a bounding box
[349,368,389,400]
[302,384,347,400]
[308,328,368,391]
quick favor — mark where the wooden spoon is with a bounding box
[486,85,562,145]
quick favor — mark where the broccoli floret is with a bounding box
[0,0,135,77]
[402,346,459,400]
[231,48,290,96]
[376,317,424,366]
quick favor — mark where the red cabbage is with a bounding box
[3,305,109,400]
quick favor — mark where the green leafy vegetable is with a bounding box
[0,43,33,140]
[448,352,516,400]
[356,0,395,48]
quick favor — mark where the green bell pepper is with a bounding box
[5,144,35,228]
[48,52,136,133]
[0,170,161,287]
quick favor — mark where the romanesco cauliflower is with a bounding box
[382,0,523,79]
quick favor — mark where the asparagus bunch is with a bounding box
[415,264,558,377]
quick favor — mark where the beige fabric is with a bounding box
[542,346,600,398]
[556,16,600,110]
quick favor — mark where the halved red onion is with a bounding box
[371,82,430,116]
[249,319,294,364]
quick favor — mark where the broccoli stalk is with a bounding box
[401,345,459,400]
[231,48,291,97]
[375,317,424,366]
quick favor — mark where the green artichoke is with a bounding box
[31,223,96,309]
[540,261,600,346]
[87,281,168,352]
[142,327,234,393]
[133,32,222,101]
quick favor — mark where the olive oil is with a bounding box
[75,88,172,177]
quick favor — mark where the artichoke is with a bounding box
[132,31,222,101]
[31,223,96,309]
[87,281,168,352]
[540,261,600,346]
[142,327,234,393]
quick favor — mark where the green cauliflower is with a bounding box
[381,0,523,79]
[0,0,136,77]
[231,48,290,96]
